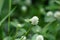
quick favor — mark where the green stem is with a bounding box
[0,7,16,26]
[13,27,20,40]
[8,0,11,36]
[55,23,60,40]
[20,26,33,40]
[15,27,19,37]
[0,26,3,40]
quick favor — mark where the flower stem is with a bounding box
[8,0,11,36]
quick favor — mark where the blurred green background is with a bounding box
[0,0,60,40]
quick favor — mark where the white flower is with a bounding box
[36,35,44,40]
[30,16,39,25]
[21,6,27,12]
[21,36,26,40]
[46,11,53,16]
[54,11,60,18]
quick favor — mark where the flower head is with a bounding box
[54,11,60,18]
[46,11,53,16]
[30,16,39,25]
[36,35,44,40]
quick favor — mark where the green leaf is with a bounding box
[0,0,4,12]
[15,38,20,40]
[0,7,16,26]
[31,34,38,40]
[32,25,42,33]
[42,22,52,34]
[15,28,26,37]
[10,19,24,27]
[46,34,55,40]
[3,36,12,40]
[46,5,60,11]
[45,16,56,22]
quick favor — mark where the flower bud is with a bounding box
[21,6,27,12]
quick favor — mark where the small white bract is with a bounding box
[17,24,21,27]
[46,11,53,16]
[21,36,26,40]
[30,16,39,25]
[21,6,27,12]
[54,11,60,18]
[17,24,24,27]
[24,19,30,22]
[36,35,44,40]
